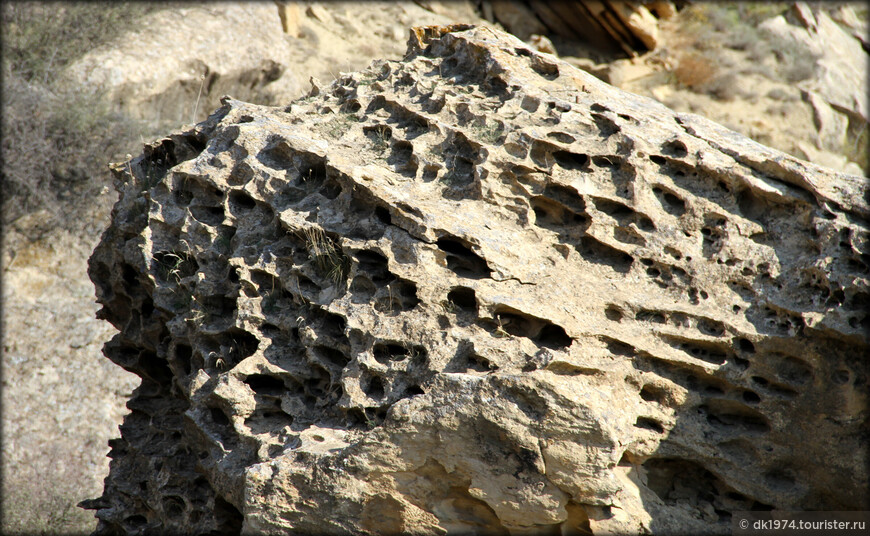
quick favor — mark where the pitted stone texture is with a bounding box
[87,25,869,535]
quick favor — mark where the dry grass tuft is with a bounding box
[0,2,168,239]
[673,52,718,91]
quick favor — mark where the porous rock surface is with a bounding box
[87,25,869,534]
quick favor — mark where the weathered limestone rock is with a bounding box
[274,1,301,37]
[62,1,484,124]
[482,1,677,55]
[86,25,868,535]
[760,3,868,141]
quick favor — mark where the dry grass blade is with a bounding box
[300,225,351,285]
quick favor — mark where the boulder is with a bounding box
[760,3,867,124]
[829,3,868,48]
[85,25,868,535]
[62,1,483,124]
[482,1,678,55]
[274,1,301,37]
[486,0,549,41]
[806,90,849,153]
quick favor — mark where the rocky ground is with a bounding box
[1,1,866,534]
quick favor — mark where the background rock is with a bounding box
[481,1,678,55]
[63,1,485,126]
[85,25,868,535]
[609,2,869,177]
[760,3,867,124]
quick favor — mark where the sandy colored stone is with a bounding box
[85,25,868,535]
[274,1,301,37]
[806,90,849,153]
[760,3,867,123]
[612,3,867,178]
[610,2,660,50]
[488,0,549,41]
[62,1,485,125]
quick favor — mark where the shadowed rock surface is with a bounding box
[86,25,868,535]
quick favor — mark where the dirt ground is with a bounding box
[1,2,866,534]
[2,226,140,533]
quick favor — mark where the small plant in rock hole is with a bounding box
[440,153,469,186]
[126,156,163,193]
[299,225,351,285]
[493,314,512,339]
[322,113,356,140]
[155,243,196,283]
[261,276,283,314]
[298,167,314,185]
[161,253,190,282]
[171,290,192,311]
[140,156,166,192]
[474,119,504,144]
[262,290,280,314]
[368,125,391,155]
[215,233,232,255]
[357,72,377,86]
[287,278,307,307]
[363,408,379,430]
[386,285,395,315]
[441,299,457,314]
[406,344,425,362]
[207,352,227,372]
[185,295,208,325]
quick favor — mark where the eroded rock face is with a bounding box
[87,25,868,535]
